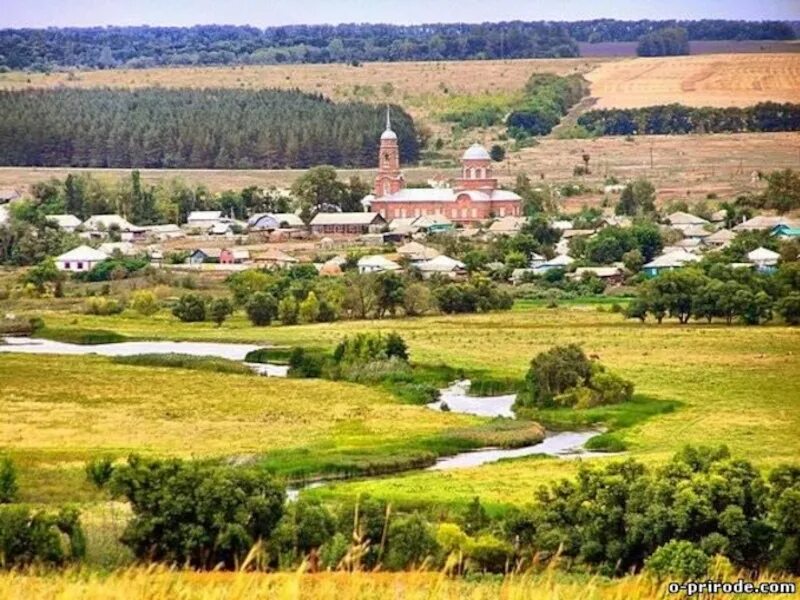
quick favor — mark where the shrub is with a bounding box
[209,297,234,327]
[109,456,285,569]
[0,458,17,503]
[776,293,800,325]
[385,513,439,570]
[130,290,160,316]
[516,344,633,410]
[246,292,278,326]
[320,532,349,569]
[84,296,125,315]
[85,456,114,489]
[646,540,710,580]
[467,534,513,573]
[172,293,206,322]
[333,332,409,366]
[0,506,86,568]
[35,327,126,344]
[298,291,321,324]
[272,498,335,564]
[287,347,325,378]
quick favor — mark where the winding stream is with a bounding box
[2,336,612,498]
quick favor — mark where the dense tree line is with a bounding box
[0,88,419,168]
[0,23,578,70]
[578,102,800,136]
[636,27,689,56]
[506,74,589,138]
[565,19,795,43]
[0,21,794,71]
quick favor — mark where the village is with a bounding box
[3,116,796,287]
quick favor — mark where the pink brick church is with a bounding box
[363,112,522,225]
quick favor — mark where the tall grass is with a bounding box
[33,327,126,345]
[1,563,796,600]
[111,353,254,375]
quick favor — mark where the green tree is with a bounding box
[385,513,439,570]
[209,297,234,327]
[246,292,278,326]
[645,541,710,580]
[291,166,347,216]
[172,293,206,322]
[298,291,321,324]
[109,456,285,569]
[616,179,656,216]
[776,293,800,325]
[278,295,299,325]
[374,272,406,318]
[489,145,506,162]
[0,458,17,503]
[762,169,800,214]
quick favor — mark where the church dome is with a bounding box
[462,143,491,160]
[381,128,397,140]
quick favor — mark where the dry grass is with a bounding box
[586,53,800,109]
[0,566,796,600]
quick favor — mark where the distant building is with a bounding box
[666,211,710,232]
[416,255,466,279]
[46,214,82,233]
[186,211,224,230]
[396,241,440,262]
[772,223,800,239]
[734,215,800,232]
[364,110,521,225]
[98,241,137,256]
[55,245,108,272]
[747,247,780,272]
[248,213,305,231]
[310,212,387,235]
[82,214,145,241]
[357,255,401,274]
[642,250,700,277]
[252,248,298,269]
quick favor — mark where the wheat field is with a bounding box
[586,53,800,109]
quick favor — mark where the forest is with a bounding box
[636,27,690,56]
[577,102,800,136]
[0,88,419,169]
[0,19,794,70]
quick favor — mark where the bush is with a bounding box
[84,296,125,315]
[246,292,278,326]
[209,297,234,326]
[467,534,513,573]
[172,293,206,322]
[385,513,439,570]
[0,506,86,568]
[287,347,325,378]
[85,456,114,489]
[516,344,633,410]
[278,295,299,325]
[0,458,17,503]
[35,327,126,344]
[333,332,409,366]
[109,456,285,569]
[130,290,160,316]
[646,540,710,580]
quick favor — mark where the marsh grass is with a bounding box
[111,353,254,375]
[33,327,126,344]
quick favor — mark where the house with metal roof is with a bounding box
[55,245,108,272]
[642,250,700,277]
[310,212,387,235]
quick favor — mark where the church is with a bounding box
[363,111,522,226]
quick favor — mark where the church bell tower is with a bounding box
[374,107,404,197]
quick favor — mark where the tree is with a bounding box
[616,179,656,216]
[374,272,406,318]
[246,292,278,326]
[762,169,800,214]
[642,269,707,324]
[622,249,644,272]
[385,513,439,570]
[776,293,800,325]
[645,541,710,580]
[518,344,592,408]
[209,297,234,327]
[298,291,321,324]
[0,506,85,568]
[23,257,63,295]
[109,456,284,569]
[278,295,299,325]
[489,145,506,162]
[172,293,206,322]
[291,166,347,216]
[403,282,433,316]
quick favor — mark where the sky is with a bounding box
[2,0,798,28]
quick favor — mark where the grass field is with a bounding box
[8,303,798,510]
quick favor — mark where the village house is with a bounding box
[357,255,401,274]
[252,248,298,269]
[705,228,737,248]
[310,212,387,235]
[642,249,700,277]
[46,214,82,233]
[187,248,222,264]
[772,223,800,239]
[535,254,575,273]
[487,216,527,236]
[416,255,466,279]
[734,215,800,232]
[142,224,185,241]
[570,266,625,285]
[82,214,145,241]
[54,245,108,272]
[666,211,710,232]
[248,213,305,231]
[396,241,440,263]
[98,241,137,257]
[747,247,780,272]
[186,211,225,230]
[363,111,521,225]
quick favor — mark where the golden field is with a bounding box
[586,53,800,109]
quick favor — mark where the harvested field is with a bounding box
[586,53,800,109]
[578,40,800,57]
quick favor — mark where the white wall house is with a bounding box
[46,214,82,233]
[55,245,109,272]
